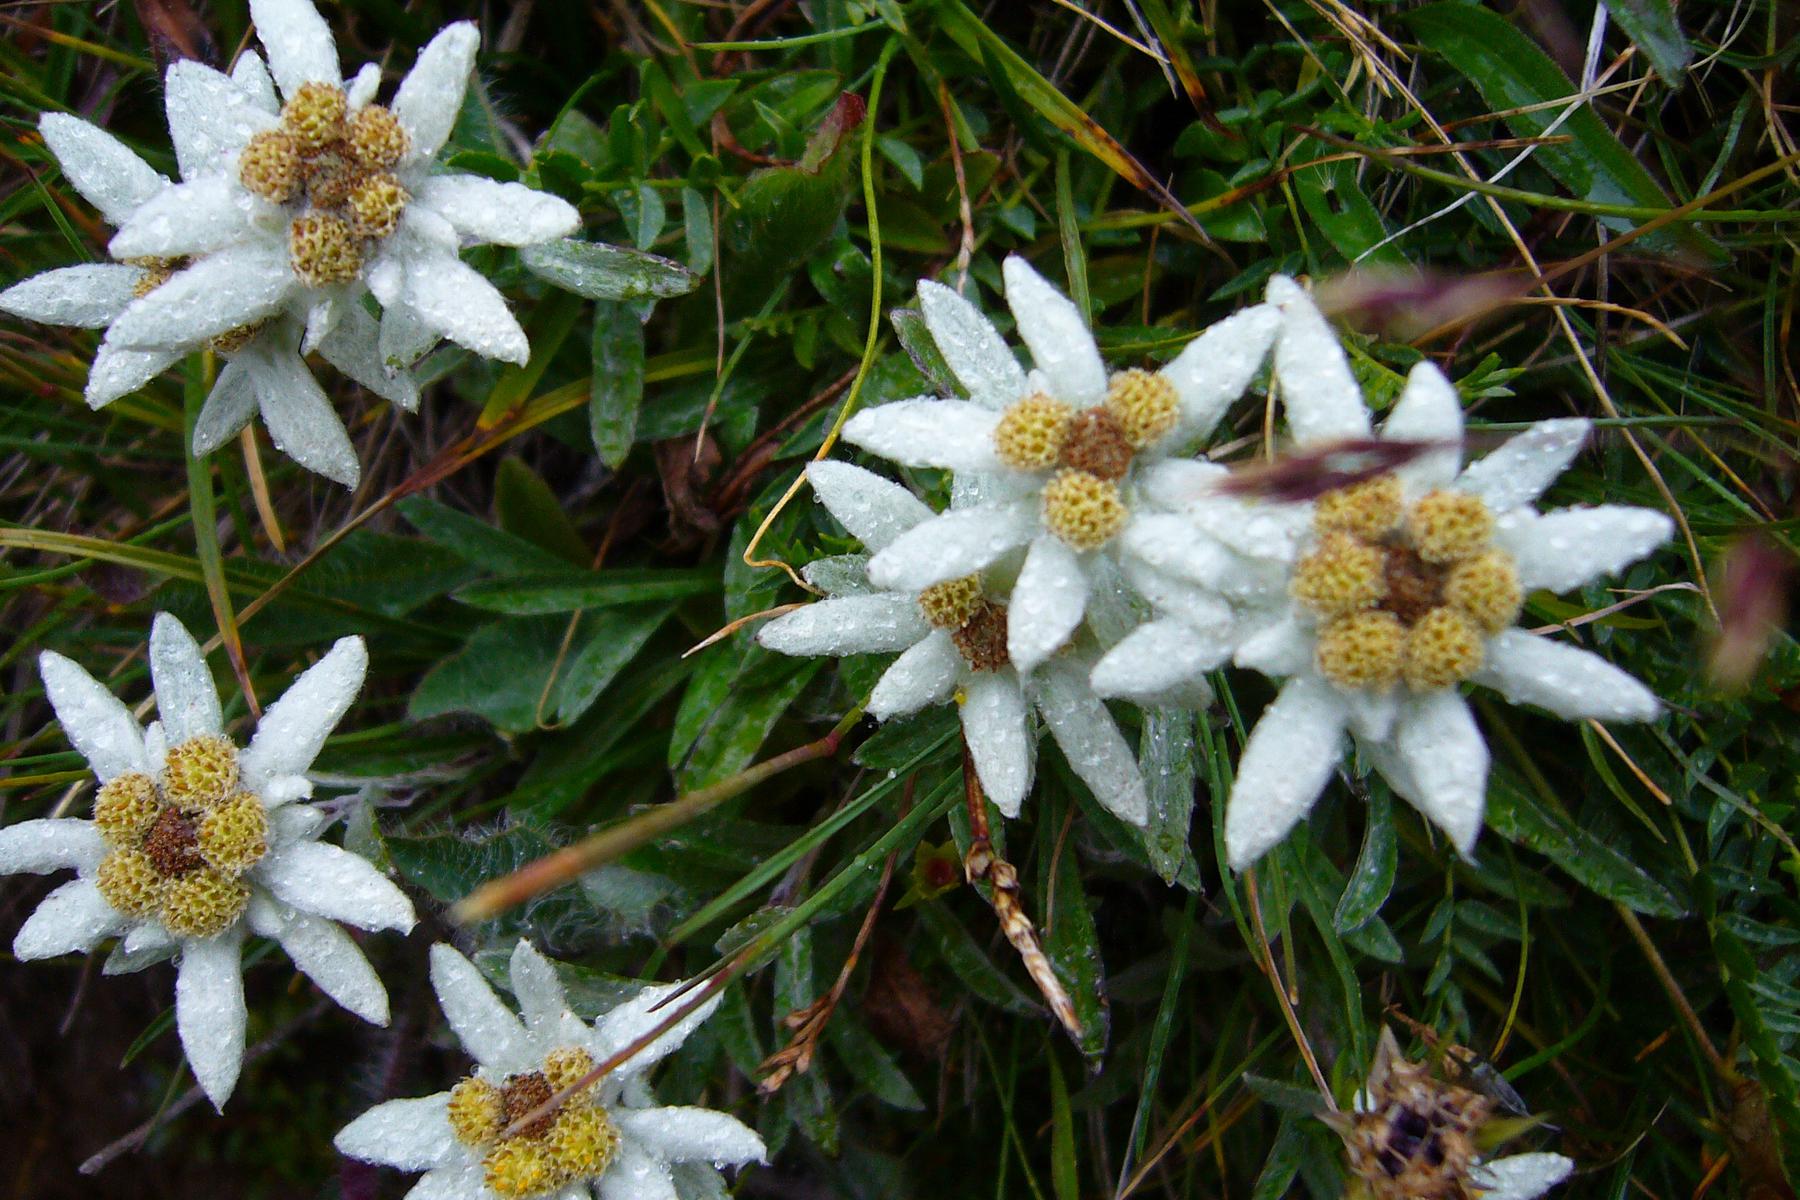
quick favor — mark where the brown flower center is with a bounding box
[950,601,1011,672]
[143,807,204,876]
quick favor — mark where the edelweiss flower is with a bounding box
[0,613,415,1107]
[757,461,1148,824]
[1328,1027,1574,1200]
[0,77,418,486]
[1221,276,1672,869]
[840,258,1280,677]
[337,941,765,1200]
[86,0,579,480]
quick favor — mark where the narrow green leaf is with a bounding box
[590,301,646,468]
[1137,707,1202,888]
[915,901,1041,1016]
[398,497,572,575]
[824,1013,926,1111]
[1485,772,1688,917]
[1047,1053,1079,1200]
[1607,0,1692,83]
[453,567,717,615]
[1335,785,1397,932]
[1041,803,1108,1060]
[521,238,699,301]
[495,458,589,566]
[551,606,669,723]
[681,186,714,277]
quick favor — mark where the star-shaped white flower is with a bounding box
[1220,276,1673,870]
[0,69,419,487]
[337,941,765,1200]
[840,257,1280,677]
[0,613,415,1107]
[756,461,1148,824]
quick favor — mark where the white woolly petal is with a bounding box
[393,22,480,163]
[378,302,440,371]
[0,819,105,875]
[0,264,140,328]
[86,341,183,409]
[1381,362,1464,491]
[149,612,224,744]
[509,939,571,1041]
[805,461,930,551]
[1266,275,1371,446]
[596,1141,679,1200]
[249,0,341,96]
[613,1107,767,1166]
[1234,615,1314,677]
[230,51,280,113]
[866,502,1037,592]
[917,278,1025,409]
[1161,303,1280,440]
[240,635,367,788]
[176,930,248,1109]
[1225,675,1347,870]
[868,631,962,718]
[416,176,579,247]
[841,399,1003,472]
[345,63,381,110]
[269,802,328,843]
[1090,616,1231,702]
[429,943,535,1074]
[256,841,415,932]
[756,594,928,657]
[317,302,420,409]
[1120,513,1248,592]
[1134,457,1230,510]
[1346,689,1399,743]
[594,980,722,1073]
[403,1166,490,1200]
[1007,536,1088,675]
[192,356,261,454]
[107,240,294,349]
[1475,630,1659,721]
[39,113,166,224]
[13,878,124,958]
[1391,690,1488,854]
[1455,419,1589,513]
[39,650,149,782]
[302,294,339,354]
[401,251,529,365]
[960,671,1033,818]
[165,60,278,179]
[334,1094,461,1170]
[249,896,390,1024]
[1470,1154,1576,1200]
[246,343,362,487]
[1495,506,1673,592]
[107,922,178,974]
[1034,664,1148,826]
[1183,495,1311,567]
[1001,256,1106,406]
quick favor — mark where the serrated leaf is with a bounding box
[521,238,698,301]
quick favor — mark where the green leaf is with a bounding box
[1041,803,1108,1060]
[1137,707,1202,888]
[681,185,714,277]
[1607,0,1692,83]
[1485,772,1688,917]
[453,567,717,615]
[495,458,589,566]
[408,616,567,733]
[551,606,670,724]
[1250,1118,1307,1200]
[1335,785,1397,932]
[397,497,572,575]
[1406,3,1725,263]
[669,648,820,790]
[590,301,646,468]
[1292,147,1408,269]
[824,1013,926,1111]
[520,238,699,301]
[914,901,1040,1016]
[1047,1053,1079,1200]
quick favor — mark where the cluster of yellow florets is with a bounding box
[236,83,414,288]
[1293,477,1521,693]
[448,1056,621,1200]
[915,575,1010,673]
[126,256,184,299]
[988,369,1181,551]
[208,318,274,356]
[90,734,269,938]
[917,574,985,631]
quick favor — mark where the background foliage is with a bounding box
[2,0,1797,1197]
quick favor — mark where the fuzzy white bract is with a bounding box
[1220,276,1673,869]
[336,941,765,1200]
[756,460,1150,824]
[840,258,1281,679]
[0,613,414,1108]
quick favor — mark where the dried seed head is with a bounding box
[950,601,1010,672]
[1338,1029,1495,1200]
[159,866,250,937]
[1057,408,1134,481]
[281,81,348,152]
[1103,368,1179,448]
[93,771,161,847]
[197,790,269,875]
[1315,475,1404,540]
[1443,550,1522,635]
[1291,531,1385,618]
[1041,469,1128,551]
[345,172,409,240]
[992,394,1072,470]
[1403,608,1484,691]
[1316,611,1404,691]
[238,129,303,202]
[289,214,363,287]
[1409,490,1495,564]
[346,104,410,170]
[96,849,167,918]
[917,574,985,631]
[448,1077,506,1147]
[160,734,240,811]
